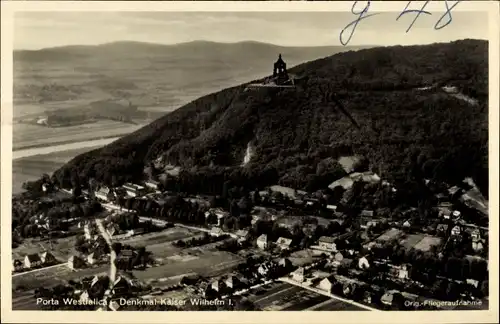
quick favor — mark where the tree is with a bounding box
[112,242,123,254]
[480,280,489,297]
[222,181,231,199]
[392,292,406,310]
[230,200,240,217]
[237,196,251,214]
[234,298,256,311]
[252,190,261,205]
[206,212,218,225]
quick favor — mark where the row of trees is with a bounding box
[173,233,229,248]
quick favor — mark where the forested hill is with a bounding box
[52,39,489,198]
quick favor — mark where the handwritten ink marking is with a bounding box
[340,1,380,46]
[435,0,462,30]
[396,1,432,33]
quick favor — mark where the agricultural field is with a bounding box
[400,234,426,250]
[310,298,369,311]
[12,266,109,299]
[12,232,81,262]
[119,227,199,247]
[12,290,44,310]
[13,120,143,150]
[13,100,99,120]
[245,282,363,311]
[412,236,443,252]
[133,250,243,282]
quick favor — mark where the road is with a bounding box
[12,263,67,277]
[95,219,117,284]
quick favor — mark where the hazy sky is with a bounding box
[14,11,489,50]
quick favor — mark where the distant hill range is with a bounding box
[14,40,368,113]
[51,39,488,198]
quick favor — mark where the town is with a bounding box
[12,156,489,312]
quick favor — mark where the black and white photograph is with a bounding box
[1,1,498,322]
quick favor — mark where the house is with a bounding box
[326,205,337,211]
[90,275,103,288]
[435,193,448,203]
[269,185,307,200]
[451,225,461,237]
[294,199,305,206]
[257,263,271,277]
[211,279,226,292]
[448,186,463,199]
[278,258,293,269]
[471,229,481,242]
[452,210,461,220]
[40,252,56,264]
[343,283,356,296]
[436,224,449,234]
[12,259,23,272]
[225,275,241,290]
[210,227,224,237]
[472,241,484,252]
[318,275,336,293]
[145,180,160,190]
[363,291,372,304]
[256,234,269,250]
[466,278,479,288]
[361,217,380,229]
[358,256,370,270]
[317,236,337,252]
[122,183,146,197]
[360,210,374,218]
[87,252,99,265]
[291,267,305,282]
[95,186,112,202]
[235,229,250,242]
[305,198,319,207]
[79,290,90,303]
[205,208,229,226]
[199,282,210,298]
[109,300,120,311]
[398,264,410,280]
[119,249,135,260]
[381,291,395,306]
[24,254,42,268]
[276,237,292,250]
[68,255,86,270]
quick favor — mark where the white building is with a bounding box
[358,256,370,270]
[256,234,269,250]
[291,267,305,282]
[318,276,336,293]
